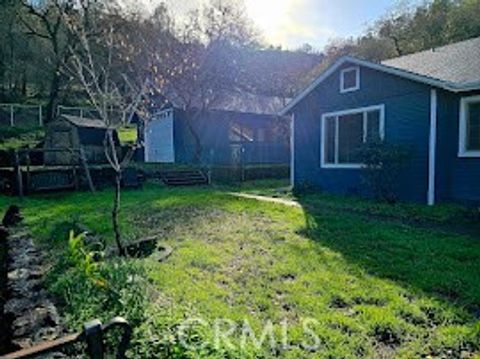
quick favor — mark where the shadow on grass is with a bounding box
[296,194,480,314]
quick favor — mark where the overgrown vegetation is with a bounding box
[0,126,44,151]
[1,183,479,357]
[358,141,410,203]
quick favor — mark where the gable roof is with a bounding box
[382,36,480,86]
[281,37,480,115]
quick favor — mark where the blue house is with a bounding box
[282,37,480,205]
[143,92,290,166]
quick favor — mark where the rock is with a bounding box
[4,298,36,315]
[0,226,8,241]
[4,228,63,353]
[2,205,23,227]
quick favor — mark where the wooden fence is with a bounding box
[7,148,95,196]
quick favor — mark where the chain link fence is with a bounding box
[0,104,43,127]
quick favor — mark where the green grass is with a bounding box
[1,183,479,358]
[0,125,44,150]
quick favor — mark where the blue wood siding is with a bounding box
[437,90,480,205]
[292,63,432,202]
[174,109,290,165]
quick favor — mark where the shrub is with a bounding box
[358,141,410,204]
[47,231,148,329]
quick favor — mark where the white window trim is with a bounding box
[458,95,480,158]
[321,104,385,169]
[340,66,360,93]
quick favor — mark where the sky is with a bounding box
[132,0,420,50]
[243,0,418,49]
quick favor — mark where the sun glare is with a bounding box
[245,0,292,44]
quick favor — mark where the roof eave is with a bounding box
[449,81,480,93]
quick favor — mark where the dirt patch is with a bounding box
[3,227,63,353]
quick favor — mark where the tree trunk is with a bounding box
[46,67,60,123]
[112,170,125,256]
[391,36,403,56]
[21,71,27,97]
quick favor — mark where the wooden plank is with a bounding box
[80,147,95,193]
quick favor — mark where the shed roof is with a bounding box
[382,36,480,86]
[61,115,108,129]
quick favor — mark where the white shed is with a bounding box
[144,109,175,163]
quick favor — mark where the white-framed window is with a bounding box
[340,66,360,93]
[321,104,385,169]
[459,95,480,157]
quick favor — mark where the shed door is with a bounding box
[145,110,175,163]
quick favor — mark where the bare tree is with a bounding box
[62,2,149,256]
[140,0,260,163]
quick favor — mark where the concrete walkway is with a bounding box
[228,192,302,208]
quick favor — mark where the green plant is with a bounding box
[49,241,149,328]
[67,230,99,278]
[358,141,410,203]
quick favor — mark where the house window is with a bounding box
[340,66,360,93]
[321,105,385,168]
[459,95,480,157]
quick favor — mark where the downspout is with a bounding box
[428,89,438,206]
[290,113,295,190]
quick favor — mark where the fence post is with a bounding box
[13,150,23,198]
[25,151,31,195]
[38,105,43,126]
[84,319,104,359]
[9,105,14,127]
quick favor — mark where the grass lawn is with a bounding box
[1,182,479,358]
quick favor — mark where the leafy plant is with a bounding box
[49,232,149,333]
[67,230,99,279]
[358,141,410,203]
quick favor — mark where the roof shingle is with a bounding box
[382,36,480,86]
